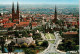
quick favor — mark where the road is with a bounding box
[40,32,46,40]
[38,32,66,54]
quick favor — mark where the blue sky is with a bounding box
[0,0,79,4]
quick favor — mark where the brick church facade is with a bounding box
[12,2,19,23]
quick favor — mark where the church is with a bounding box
[12,2,20,24]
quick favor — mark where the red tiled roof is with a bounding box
[63,32,78,34]
[77,21,79,26]
[67,17,72,18]
[13,19,19,22]
[3,23,16,26]
[64,21,77,26]
[73,17,77,18]
[32,22,37,27]
[4,26,11,28]
[35,19,38,20]
[23,18,27,21]
[3,23,16,28]
[72,22,76,26]
[27,20,30,22]
[0,19,9,23]
[17,22,29,27]
[32,22,37,25]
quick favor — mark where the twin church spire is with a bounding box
[12,2,19,13]
[12,2,19,23]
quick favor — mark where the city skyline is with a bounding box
[0,0,79,54]
[0,0,79,4]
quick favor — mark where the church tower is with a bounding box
[12,2,14,21]
[53,5,57,23]
[16,2,19,20]
[12,2,19,24]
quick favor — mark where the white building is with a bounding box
[12,37,35,45]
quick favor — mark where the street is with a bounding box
[38,32,66,54]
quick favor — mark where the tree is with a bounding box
[74,45,79,51]
[35,40,39,46]
[0,13,1,16]
[72,28,77,31]
[8,44,13,52]
[1,37,5,53]
[55,20,63,25]
[9,18,12,21]
[29,43,36,48]
[21,43,28,48]
[59,30,62,35]
[64,29,67,32]
[41,40,48,47]
[22,30,28,37]
[25,49,36,54]
[77,29,79,33]
[14,31,19,37]
[29,23,32,30]
[10,41,15,46]
[32,33,42,40]
[8,27,13,31]
[58,39,78,51]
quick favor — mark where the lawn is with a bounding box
[38,41,43,45]
[49,53,60,54]
[48,40,55,44]
[45,33,55,40]
[45,33,55,44]
[45,33,50,39]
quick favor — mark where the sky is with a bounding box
[0,0,79,4]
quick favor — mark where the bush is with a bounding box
[58,39,79,51]
[29,43,36,48]
[22,30,28,37]
[72,28,77,31]
[10,41,15,45]
[41,40,48,47]
[21,43,28,48]
[35,40,39,46]
[25,49,36,54]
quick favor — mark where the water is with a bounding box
[4,48,8,53]
[4,48,23,53]
[14,49,23,52]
